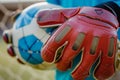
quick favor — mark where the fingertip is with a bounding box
[2,30,12,44]
[56,61,71,71]
[7,44,16,57]
[94,61,115,79]
[17,58,25,65]
[41,49,55,62]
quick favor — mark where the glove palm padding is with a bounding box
[41,7,119,80]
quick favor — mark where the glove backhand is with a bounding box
[41,7,119,80]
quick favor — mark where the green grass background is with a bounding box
[0,37,55,80]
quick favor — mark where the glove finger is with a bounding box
[94,37,116,80]
[56,32,85,71]
[16,57,25,64]
[7,44,25,64]
[41,24,72,62]
[7,44,16,57]
[72,36,100,80]
[2,30,12,44]
[37,8,80,26]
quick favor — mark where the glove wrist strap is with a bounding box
[95,1,120,25]
[79,7,119,29]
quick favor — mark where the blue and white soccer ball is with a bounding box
[12,2,62,65]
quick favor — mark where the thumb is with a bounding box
[37,8,80,27]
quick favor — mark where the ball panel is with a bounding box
[27,56,42,64]
[30,39,43,51]
[19,48,30,61]
[31,53,43,63]
[18,35,43,64]
[19,37,29,50]
[12,27,23,47]
[24,35,38,48]
[22,18,47,40]
[15,5,41,29]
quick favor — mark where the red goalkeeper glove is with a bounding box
[38,7,119,80]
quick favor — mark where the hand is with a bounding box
[2,9,24,64]
[3,29,25,64]
[2,4,79,69]
[41,7,119,80]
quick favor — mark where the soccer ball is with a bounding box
[11,2,62,65]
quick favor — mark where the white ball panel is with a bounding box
[22,18,50,42]
[12,24,24,47]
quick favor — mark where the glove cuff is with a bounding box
[95,1,120,25]
[79,7,119,29]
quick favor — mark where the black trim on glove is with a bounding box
[95,1,120,24]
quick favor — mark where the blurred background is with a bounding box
[0,0,120,80]
[0,0,55,80]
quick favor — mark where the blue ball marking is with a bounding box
[43,27,58,35]
[18,35,43,64]
[15,6,41,29]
